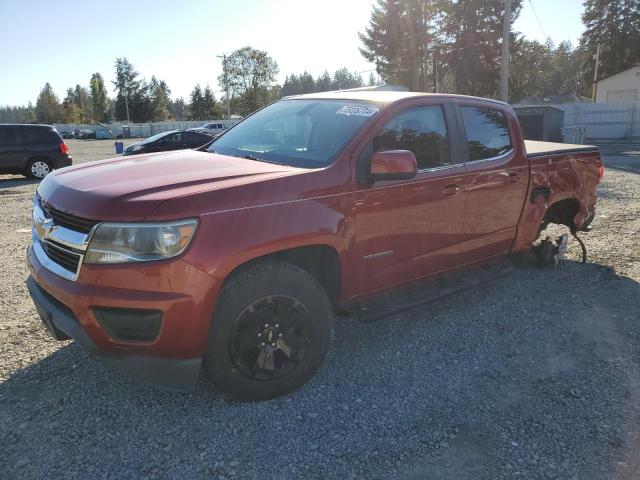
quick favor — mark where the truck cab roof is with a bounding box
[284,90,510,109]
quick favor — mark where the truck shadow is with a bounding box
[2,260,640,479]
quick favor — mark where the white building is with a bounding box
[596,65,640,103]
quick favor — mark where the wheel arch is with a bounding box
[220,244,342,313]
[26,155,53,166]
[542,197,581,230]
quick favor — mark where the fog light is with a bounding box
[93,307,162,342]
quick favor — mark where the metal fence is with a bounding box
[56,104,640,144]
[53,120,240,138]
[539,103,640,144]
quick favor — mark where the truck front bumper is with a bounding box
[27,276,201,391]
[26,244,222,391]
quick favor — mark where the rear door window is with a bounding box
[461,107,512,161]
[167,132,183,143]
[185,132,208,146]
[0,127,18,146]
[20,127,54,144]
[373,106,451,170]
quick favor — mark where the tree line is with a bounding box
[281,68,377,96]
[1,0,638,124]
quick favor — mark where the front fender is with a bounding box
[183,195,355,285]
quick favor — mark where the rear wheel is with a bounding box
[203,261,334,401]
[25,158,52,179]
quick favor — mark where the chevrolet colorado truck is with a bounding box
[26,91,603,400]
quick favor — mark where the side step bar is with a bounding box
[356,260,514,322]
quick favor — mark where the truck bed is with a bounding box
[525,140,599,158]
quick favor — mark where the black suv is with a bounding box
[0,124,72,179]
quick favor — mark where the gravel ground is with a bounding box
[1,140,639,479]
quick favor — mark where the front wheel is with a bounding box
[203,261,334,401]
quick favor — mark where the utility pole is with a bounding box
[124,88,130,123]
[217,54,231,119]
[121,88,131,123]
[591,43,601,103]
[434,48,439,93]
[500,0,512,102]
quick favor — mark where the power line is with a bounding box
[528,0,548,39]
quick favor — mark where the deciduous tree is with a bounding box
[218,46,279,116]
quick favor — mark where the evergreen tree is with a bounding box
[441,0,522,98]
[170,97,186,120]
[298,71,316,94]
[545,41,585,97]
[332,68,364,90]
[282,74,300,96]
[90,73,110,122]
[580,0,640,92]
[360,0,440,90]
[35,83,62,124]
[112,57,146,121]
[24,103,37,123]
[190,84,206,120]
[508,38,553,102]
[149,76,171,121]
[0,104,37,123]
[315,71,333,92]
[203,85,223,119]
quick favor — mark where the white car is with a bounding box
[187,122,227,136]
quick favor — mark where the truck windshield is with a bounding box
[208,99,380,168]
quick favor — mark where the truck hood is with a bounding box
[37,150,303,221]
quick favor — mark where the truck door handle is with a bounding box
[441,184,462,196]
[507,172,520,183]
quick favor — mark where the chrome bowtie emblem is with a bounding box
[33,209,54,240]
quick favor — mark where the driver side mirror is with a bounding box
[369,150,418,182]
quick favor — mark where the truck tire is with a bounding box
[203,260,334,401]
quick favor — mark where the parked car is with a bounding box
[0,124,72,179]
[77,129,96,139]
[59,131,75,139]
[26,91,603,400]
[123,130,212,155]
[187,122,227,136]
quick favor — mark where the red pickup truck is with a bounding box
[27,91,603,400]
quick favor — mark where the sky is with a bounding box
[0,0,586,106]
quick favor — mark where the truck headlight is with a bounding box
[84,219,198,264]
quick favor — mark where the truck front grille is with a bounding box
[40,240,82,274]
[40,199,98,234]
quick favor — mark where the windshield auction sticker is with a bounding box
[336,105,380,117]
